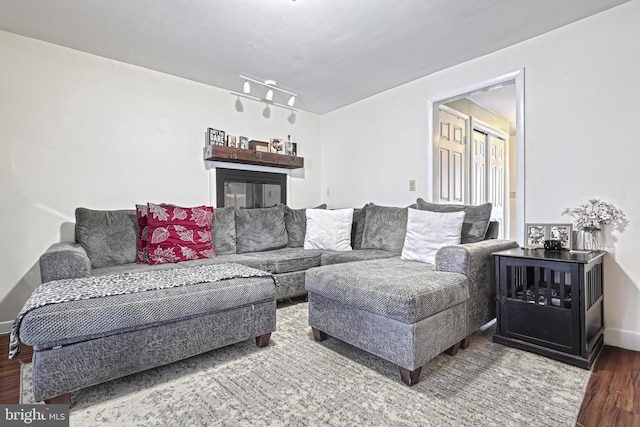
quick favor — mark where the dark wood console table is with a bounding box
[493,248,605,369]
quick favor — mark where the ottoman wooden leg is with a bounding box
[399,366,422,386]
[446,341,461,356]
[460,336,471,349]
[255,333,271,348]
[312,327,329,342]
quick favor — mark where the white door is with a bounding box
[488,134,506,238]
[470,126,507,237]
[434,108,508,237]
[437,108,466,204]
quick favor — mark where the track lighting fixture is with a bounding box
[239,75,297,107]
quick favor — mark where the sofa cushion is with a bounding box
[235,205,288,254]
[243,248,322,274]
[401,208,465,264]
[284,204,327,248]
[213,206,237,255]
[319,248,397,266]
[146,203,215,264]
[75,208,138,269]
[361,204,409,254]
[351,203,373,250]
[304,208,354,251]
[91,254,265,277]
[305,257,469,324]
[415,199,492,244]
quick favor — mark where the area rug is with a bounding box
[22,301,590,426]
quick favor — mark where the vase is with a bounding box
[582,229,601,251]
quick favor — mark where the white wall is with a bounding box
[0,31,321,330]
[322,1,640,350]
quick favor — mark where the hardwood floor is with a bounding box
[1,333,637,426]
[0,334,33,404]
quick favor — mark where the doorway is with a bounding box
[427,70,525,243]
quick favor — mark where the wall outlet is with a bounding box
[409,180,416,191]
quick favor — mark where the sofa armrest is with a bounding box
[435,239,519,332]
[39,242,91,284]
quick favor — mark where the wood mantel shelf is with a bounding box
[203,145,304,169]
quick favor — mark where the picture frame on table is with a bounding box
[548,224,573,250]
[525,224,547,248]
[239,136,249,149]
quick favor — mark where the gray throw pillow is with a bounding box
[361,204,410,254]
[235,205,288,253]
[284,204,327,248]
[75,208,138,268]
[213,206,237,255]
[415,198,492,243]
[351,203,374,250]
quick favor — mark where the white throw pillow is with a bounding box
[304,208,354,251]
[401,208,465,264]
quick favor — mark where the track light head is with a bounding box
[288,95,296,107]
[266,88,274,101]
[243,80,250,94]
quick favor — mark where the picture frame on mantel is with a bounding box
[207,128,225,146]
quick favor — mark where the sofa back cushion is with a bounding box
[284,204,327,248]
[235,205,288,253]
[361,204,410,254]
[213,206,237,254]
[415,199,492,243]
[75,208,138,269]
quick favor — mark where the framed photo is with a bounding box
[525,224,547,248]
[239,136,249,149]
[226,135,237,148]
[270,138,283,154]
[548,224,572,250]
[207,128,225,146]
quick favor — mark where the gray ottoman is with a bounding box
[305,258,470,385]
[20,270,276,403]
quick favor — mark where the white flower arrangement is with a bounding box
[562,199,626,231]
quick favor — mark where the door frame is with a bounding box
[426,69,525,245]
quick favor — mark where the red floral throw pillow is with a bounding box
[146,203,215,265]
[135,204,149,264]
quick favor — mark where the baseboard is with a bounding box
[604,327,640,351]
[0,320,13,334]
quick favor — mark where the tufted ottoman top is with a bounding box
[305,257,469,324]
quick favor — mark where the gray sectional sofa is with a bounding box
[20,200,517,402]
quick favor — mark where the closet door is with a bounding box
[488,134,506,237]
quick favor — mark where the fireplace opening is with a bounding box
[216,168,286,208]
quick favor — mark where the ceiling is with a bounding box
[0,0,629,114]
